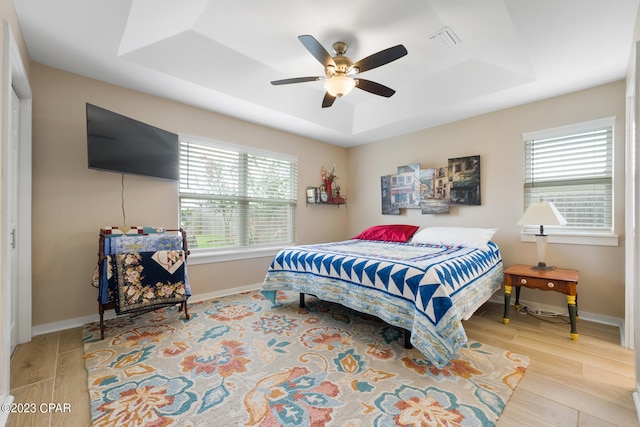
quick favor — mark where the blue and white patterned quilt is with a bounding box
[261,239,503,367]
[97,234,192,313]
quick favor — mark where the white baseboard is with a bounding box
[31,285,626,343]
[489,294,625,343]
[187,284,262,304]
[0,394,13,427]
[31,284,263,337]
[633,389,640,424]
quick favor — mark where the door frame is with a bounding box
[0,19,32,425]
[4,19,31,345]
[625,42,637,352]
[627,40,640,424]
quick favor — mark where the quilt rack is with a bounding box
[94,226,191,339]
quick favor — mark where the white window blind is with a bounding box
[179,136,297,252]
[523,117,614,234]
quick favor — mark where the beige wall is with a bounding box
[31,63,347,326]
[347,81,626,319]
[29,64,626,325]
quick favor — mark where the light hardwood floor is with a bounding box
[6,301,638,427]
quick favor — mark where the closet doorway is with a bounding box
[0,20,32,417]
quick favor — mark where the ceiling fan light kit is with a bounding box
[324,75,356,97]
[271,34,407,108]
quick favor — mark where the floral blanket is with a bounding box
[97,233,191,315]
[111,249,188,315]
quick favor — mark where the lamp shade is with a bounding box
[518,200,567,270]
[323,75,356,97]
[517,200,567,228]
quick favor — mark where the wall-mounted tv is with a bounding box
[86,103,179,181]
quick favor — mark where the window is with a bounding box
[522,117,614,236]
[179,135,297,260]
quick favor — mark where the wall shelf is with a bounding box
[306,186,346,207]
[306,199,346,207]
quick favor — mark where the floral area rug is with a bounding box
[83,289,529,426]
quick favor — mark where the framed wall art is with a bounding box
[448,155,480,205]
[420,168,450,214]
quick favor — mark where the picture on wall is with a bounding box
[393,163,421,209]
[448,155,481,205]
[381,175,400,215]
[380,155,479,214]
[420,168,450,214]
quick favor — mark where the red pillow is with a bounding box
[352,224,420,243]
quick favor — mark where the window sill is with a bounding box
[520,232,618,247]
[187,245,290,265]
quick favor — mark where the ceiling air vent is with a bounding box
[429,26,461,49]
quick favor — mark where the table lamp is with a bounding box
[517,200,567,270]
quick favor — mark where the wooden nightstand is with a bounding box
[502,264,579,340]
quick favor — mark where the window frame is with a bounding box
[178,134,298,264]
[520,117,618,247]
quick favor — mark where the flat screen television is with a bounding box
[86,103,179,181]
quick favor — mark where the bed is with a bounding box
[261,225,502,368]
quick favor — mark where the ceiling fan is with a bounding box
[271,35,408,108]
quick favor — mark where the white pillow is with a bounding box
[411,227,497,250]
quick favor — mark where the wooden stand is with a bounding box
[96,228,191,340]
[502,264,579,340]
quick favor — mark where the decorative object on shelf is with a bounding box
[319,183,329,203]
[380,155,480,215]
[332,185,346,204]
[517,199,567,270]
[308,165,345,206]
[306,186,319,204]
[321,164,339,201]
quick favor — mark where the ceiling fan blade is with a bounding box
[352,44,408,74]
[322,92,336,108]
[298,35,336,68]
[271,76,321,85]
[356,79,396,97]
